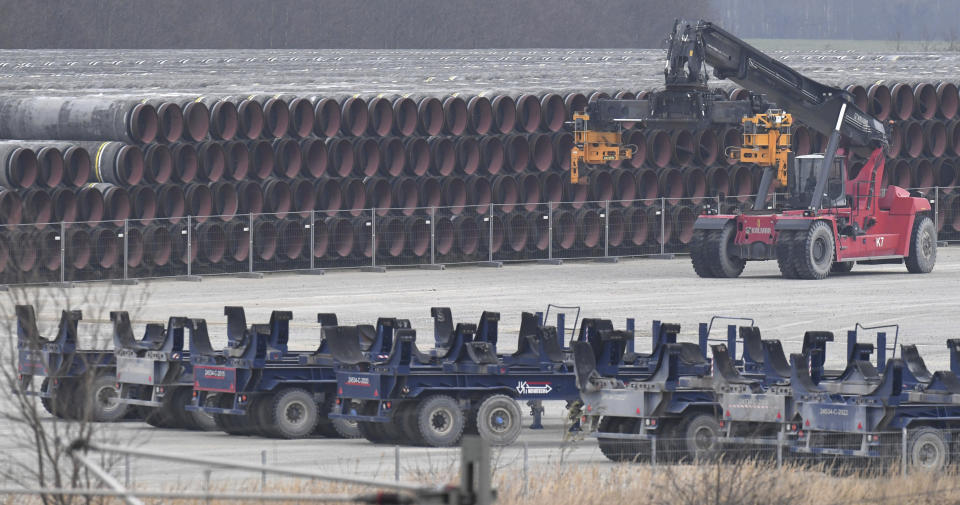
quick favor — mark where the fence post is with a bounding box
[431,206,436,265]
[186,215,192,277]
[371,208,377,268]
[488,204,494,262]
[901,427,908,476]
[248,214,254,273]
[123,219,129,280]
[776,428,783,468]
[522,442,529,496]
[261,450,267,492]
[60,221,66,283]
[651,434,657,468]
[717,195,721,212]
[604,200,610,258]
[394,445,400,481]
[660,197,666,256]
[934,186,940,232]
[547,203,553,260]
[309,210,315,271]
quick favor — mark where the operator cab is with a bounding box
[788,154,847,209]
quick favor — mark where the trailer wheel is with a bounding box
[141,405,173,428]
[792,221,834,280]
[905,215,936,274]
[396,401,425,445]
[358,422,391,443]
[416,395,464,447]
[162,387,195,430]
[213,395,254,435]
[188,392,219,431]
[39,378,55,416]
[683,414,721,461]
[830,261,854,274]
[316,397,362,439]
[907,427,949,471]
[689,229,717,278]
[82,373,129,422]
[597,417,645,462]
[269,388,319,439]
[54,380,82,420]
[705,223,745,278]
[475,395,522,446]
[776,231,799,278]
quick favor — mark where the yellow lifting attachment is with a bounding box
[728,110,793,187]
[569,112,634,184]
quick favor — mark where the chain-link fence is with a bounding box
[1,186,958,286]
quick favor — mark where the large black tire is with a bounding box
[792,221,834,280]
[54,380,82,420]
[163,387,196,430]
[268,388,320,439]
[704,222,745,278]
[907,427,949,471]
[395,401,425,445]
[415,395,464,447]
[830,261,854,274]
[776,231,799,278]
[82,373,129,422]
[689,229,717,278]
[141,405,174,428]
[597,417,645,462]
[39,378,55,416]
[314,395,339,438]
[358,421,391,443]
[905,215,936,273]
[475,395,522,446]
[188,392,219,431]
[682,413,721,461]
[213,394,255,435]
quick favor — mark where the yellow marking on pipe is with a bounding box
[94,142,110,183]
[195,96,204,103]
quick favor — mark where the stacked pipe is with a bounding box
[1,81,960,282]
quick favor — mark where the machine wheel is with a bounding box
[396,401,426,445]
[475,395,522,446]
[907,427,949,471]
[905,215,936,274]
[269,388,320,439]
[81,373,129,422]
[316,398,362,439]
[689,229,717,278]
[39,378,55,416]
[188,392,219,431]
[705,223,745,278]
[830,261,854,274]
[415,395,464,447]
[358,421,391,444]
[213,395,254,435]
[141,405,172,428]
[792,221,834,280]
[165,387,197,430]
[682,414,721,461]
[775,231,799,278]
[597,417,646,462]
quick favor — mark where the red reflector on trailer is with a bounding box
[374,390,379,397]
[338,388,343,395]
[857,422,862,430]
[726,410,731,417]
[636,408,640,414]
[805,420,810,427]
[776,412,781,419]
[385,402,392,409]
[586,405,592,412]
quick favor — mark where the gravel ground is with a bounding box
[2,248,959,488]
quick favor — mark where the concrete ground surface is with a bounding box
[2,250,959,488]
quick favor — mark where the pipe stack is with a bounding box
[0,80,959,283]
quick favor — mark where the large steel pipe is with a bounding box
[694,129,719,167]
[564,179,588,210]
[453,215,481,257]
[310,216,329,260]
[867,83,892,121]
[480,136,504,175]
[792,125,813,156]
[517,173,540,212]
[197,141,226,182]
[911,159,934,192]
[90,183,131,226]
[236,180,264,215]
[671,205,696,245]
[730,165,754,202]
[404,216,430,257]
[25,143,90,188]
[651,205,672,245]
[635,169,658,204]
[224,141,250,181]
[416,96,443,136]
[502,212,528,253]
[287,179,314,218]
[491,174,519,213]
[623,130,646,169]
[122,226,145,270]
[76,185,105,224]
[325,138,353,177]
[263,179,292,219]
[491,95,516,134]
[514,94,542,133]
[224,220,249,263]
[85,142,144,187]
[273,138,302,178]
[129,185,157,224]
[418,177,441,209]
[949,120,960,157]
[210,181,239,221]
[671,130,695,167]
[248,140,276,180]
[379,137,405,177]
[296,138,327,178]
[40,230,64,272]
[365,178,392,216]
[479,214,504,256]
[0,97,158,143]
[658,169,683,205]
[32,146,64,189]
[325,216,354,258]
[903,121,924,158]
[527,133,553,173]
[252,219,278,261]
[934,159,957,191]
[353,137,380,177]
[339,96,369,137]
[588,169,614,203]
[886,123,903,159]
[539,93,566,132]
[553,210,575,250]
[525,211,548,253]
[197,221,227,265]
[433,216,455,257]
[228,96,265,140]
[467,175,492,214]
[310,97,341,138]
[624,207,649,246]
[888,159,912,188]
[456,137,480,176]
[170,143,198,183]
[197,97,239,141]
[611,169,637,207]
[443,96,468,136]
[937,82,959,120]
[845,85,868,111]
[0,144,38,189]
[184,183,213,223]
[391,177,419,216]
[11,229,39,274]
[553,131,574,172]
[564,92,588,117]
[607,207,626,249]
[250,95,290,139]
[143,99,184,144]
[913,83,938,120]
[22,189,52,227]
[891,83,915,121]
[51,187,78,224]
[467,96,493,135]
[685,167,707,204]
[366,95,394,137]
[172,99,210,142]
[143,225,172,267]
[403,137,430,176]
[277,95,314,139]
[575,208,601,249]
[340,178,366,217]
[143,144,173,184]
[429,137,455,176]
[539,172,563,209]
[646,130,671,169]
[277,218,306,262]
[391,96,418,137]
[64,228,92,271]
[504,134,530,174]
[376,216,405,258]
[442,176,468,215]
[92,226,121,269]
[707,166,730,197]
[923,120,948,158]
